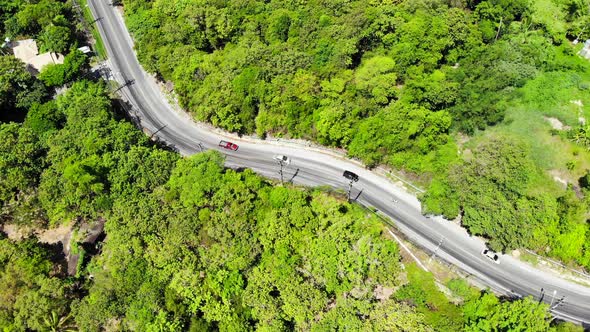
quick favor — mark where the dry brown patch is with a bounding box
[544,116,569,130]
[1,224,34,240]
[374,284,394,301]
[36,223,73,244]
[548,169,569,188]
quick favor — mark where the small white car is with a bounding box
[482,249,500,264]
[273,155,290,165]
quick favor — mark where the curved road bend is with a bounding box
[88,0,590,324]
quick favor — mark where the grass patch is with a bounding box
[518,71,590,126]
[395,263,463,330]
[517,72,590,126]
[520,251,539,265]
[465,69,590,198]
[502,109,561,169]
[446,278,480,302]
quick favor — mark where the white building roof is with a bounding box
[77,46,92,54]
[12,39,39,63]
[28,52,65,72]
[10,39,65,74]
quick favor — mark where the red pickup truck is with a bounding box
[219,140,239,151]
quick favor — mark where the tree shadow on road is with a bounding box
[352,189,364,202]
[288,168,300,183]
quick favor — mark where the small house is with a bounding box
[11,39,64,74]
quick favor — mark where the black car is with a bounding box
[482,249,500,264]
[343,170,359,182]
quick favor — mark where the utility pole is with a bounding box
[114,79,134,93]
[429,237,445,263]
[552,296,566,310]
[549,290,557,308]
[342,171,359,202]
[278,160,285,184]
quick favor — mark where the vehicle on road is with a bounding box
[87,0,590,322]
[343,170,359,182]
[274,155,290,165]
[219,140,239,151]
[482,249,500,264]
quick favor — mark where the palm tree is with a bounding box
[42,311,77,332]
[570,125,590,148]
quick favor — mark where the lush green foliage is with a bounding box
[463,292,552,331]
[37,81,149,225]
[395,264,463,330]
[396,264,559,332]
[0,56,46,121]
[0,235,75,331]
[0,81,430,330]
[424,134,590,267]
[1,0,76,45]
[73,152,415,330]
[121,0,589,166]
[37,24,72,53]
[1,0,87,116]
[39,50,89,87]
[120,0,590,270]
[0,1,90,227]
[0,122,45,224]
[0,81,565,330]
[124,0,489,173]
[0,0,588,330]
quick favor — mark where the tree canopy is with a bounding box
[0,80,568,330]
[0,0,589,330]
[121,0,590,270]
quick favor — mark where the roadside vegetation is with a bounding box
[121,0,590,270]
[0,78,576,329]
[0,0,588,330]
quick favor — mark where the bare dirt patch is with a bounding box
[548,169,569,188]
[1,224,34,240]
[374,284,394,301]
[570,100,586,125]
[36,223,74,244]
[544,116,569,130]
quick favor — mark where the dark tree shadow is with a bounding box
[352,189,364,202]
[288,168,300,183]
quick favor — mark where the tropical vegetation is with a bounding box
[121,0,590,269]
[1,0,589,330]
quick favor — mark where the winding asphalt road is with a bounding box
[88,0,590,324]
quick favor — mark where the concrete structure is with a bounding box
[77,46,92,54]
[580,40,590,60]
[12,39,38,62]
[11,39,64,74]
[28,52,65,72]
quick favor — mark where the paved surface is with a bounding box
[88,0,590,324]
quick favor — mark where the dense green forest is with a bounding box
[0,76,575,329]
[0,0,588,330]
[121,0,590,269]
